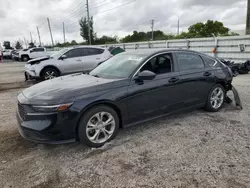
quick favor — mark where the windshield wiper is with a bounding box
[92,74,100,78]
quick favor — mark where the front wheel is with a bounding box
[21,55,29,62]
[41,68,59,80]
[78,105,120,148]
[205,84,225,112]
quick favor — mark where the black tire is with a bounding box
[78,105,120,148]
[205,84,225,112]
[41,67,59,80]
[21,55,29,62]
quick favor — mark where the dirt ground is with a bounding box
[0,61,250,188]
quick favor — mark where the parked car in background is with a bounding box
[12,50,20,61]
[3,49,13,59]
[108,46,125,55]
[12,49,28,61]
[16,49,240,147]
[19,47,49,61]
[24,46,113,80]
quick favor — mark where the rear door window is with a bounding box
[87,48,104,56]
[176,52,205,71]
[202,56,222,68]
[64,48,84,58]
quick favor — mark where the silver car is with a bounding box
[25,46,113,80]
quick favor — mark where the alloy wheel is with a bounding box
[44,71,56,80]
[86,112,116,144]
[210,87,224,109]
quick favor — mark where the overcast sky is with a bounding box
[0,0,247,47]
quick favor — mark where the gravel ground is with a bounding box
[0,62,250,188]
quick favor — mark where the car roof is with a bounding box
[121,48,215,59]
[72,45,106,50]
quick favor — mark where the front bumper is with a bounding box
[25,71,40,81]
[16,103,77,144]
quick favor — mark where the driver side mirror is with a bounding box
[59,55,67,60]
[30,50,34,53]
[137,70,156,81]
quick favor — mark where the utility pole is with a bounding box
[151,19,154,41]
[23,37,28,48]
[86,0,92,45]
[246,0,250,35]
[37,26,42,46]
[47,18,54,47]
[63,22,66,43]
[177,19,180,36]
[30,32,33,43]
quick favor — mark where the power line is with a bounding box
[92,0,136,15]
[37,0,84,27]
[65,0,136,27]
[89,0,119,10]
[89,0,108,6]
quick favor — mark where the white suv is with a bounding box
[25,46,112,80]
[19,47,49,61]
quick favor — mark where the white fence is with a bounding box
[99,35,250,63]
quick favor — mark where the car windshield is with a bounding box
[89,54,145,79]
[50,48,69,59]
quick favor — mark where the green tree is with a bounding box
[28,42,36,48]
[188,20,230,37]
[3,41,11,49]
[79,17,94,44]
[221,32,240,36]
[15,41,22,49]
[94,35,117,45]
[120,30,171,42]
[71,40,78,45]
[175,32,195,39]
[229,32,240,36]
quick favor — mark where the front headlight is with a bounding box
[32,103,73,112]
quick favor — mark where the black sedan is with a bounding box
[17,49,236,147]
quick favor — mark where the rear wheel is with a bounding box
[41,68,59,80]
[78,105,119,148]
[205,84,225,112]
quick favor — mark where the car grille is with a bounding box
[18,103,27,120]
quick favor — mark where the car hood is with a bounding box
[21,73,119,104]
[27,56,50,65]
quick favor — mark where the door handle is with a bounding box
[203,72,212,77]
[168,77,179,83]
[76,59,81,61]
[96,58,100,60]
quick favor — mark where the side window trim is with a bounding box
[201,55,218,67]
[132,52,175,78]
